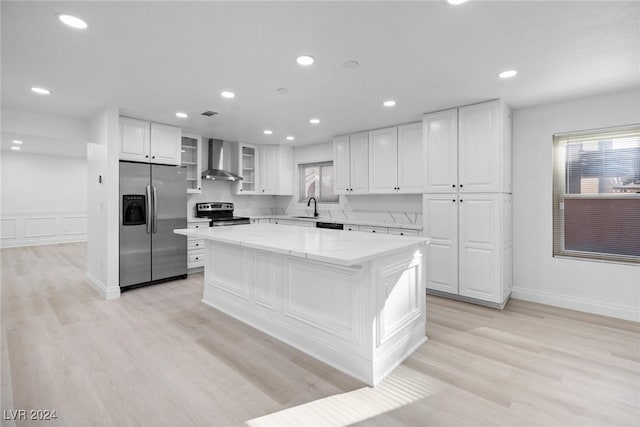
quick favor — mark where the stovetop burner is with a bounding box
[195,202,250,227]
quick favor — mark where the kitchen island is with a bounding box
[174,224,428,386]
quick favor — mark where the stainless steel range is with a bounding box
[195,202,250,227]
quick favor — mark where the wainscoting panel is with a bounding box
[0,211,87,248]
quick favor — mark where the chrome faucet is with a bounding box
[307,197,319,217]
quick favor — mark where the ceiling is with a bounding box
[2,1,638,147]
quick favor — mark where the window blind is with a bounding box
[552,124,640,264]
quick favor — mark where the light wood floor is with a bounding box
[1,243,639,427]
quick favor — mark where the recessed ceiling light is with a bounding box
[221,91,235,99]
[447,0,469,5]
[296,55,315,66]
[175,112,188,118]
[286,136,295,141]
[264,130,273,135]
[31,87,51,95]
[10,146,21,151]
[12,140,23,144]
[276,88,289,95]
[342,60,360,69]
[309,118,320,124]
[498,69,518,79]
[56,13,88,29]
[383,100,397,107]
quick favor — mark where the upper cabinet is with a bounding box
[150,123,182,166]
[234,143,293,196]
[397,123,424,193]
[334,132,368,195]
[368,124,423,194]
[119,117,182,166]
[260,145,293,195]
[181,134,202,194]
[237,143,259,194]
[423,100,512,193]
[119,117,150,162]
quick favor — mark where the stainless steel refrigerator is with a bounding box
[119,161,187,290]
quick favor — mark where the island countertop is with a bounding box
[174,223,428,267]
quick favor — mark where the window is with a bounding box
[553,124,640,264]
[299,161,338,203]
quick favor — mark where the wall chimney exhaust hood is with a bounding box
[201,139,243,182]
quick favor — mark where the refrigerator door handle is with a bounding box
[145,185,152,234]
[152,185,158,233]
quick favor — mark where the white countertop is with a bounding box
[175,224,428,267]
[251,215,423,230]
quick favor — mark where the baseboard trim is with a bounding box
[511,287,639,322]
[426,289,509,309]
[1,236,86,249]
[85,272,120,300]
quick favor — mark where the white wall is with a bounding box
[85,106,120,300]
[512,89,640,321]
[0,151,88,248]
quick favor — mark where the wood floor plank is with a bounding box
[1,243,639,426]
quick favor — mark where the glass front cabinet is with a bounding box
[181,134,202,193]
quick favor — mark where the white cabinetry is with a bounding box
[259,145,293,195]
[423,100,511,193]
[368,127,398,193]
[181,134,202,193]
[119,117,182,166]
[150,123,182,166]
[119,117,150,162]
[334,132,369,195]
[422,100,512,307]
[423,185,512,305]
[368,124,423,194]
[186,220,208,270]
[237,143,259,194]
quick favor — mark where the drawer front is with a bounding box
[359,226,388,234]
[388,228,419,237]
[188,222,208,230]
[188,240,204,250]
[188,253,204,264]
[344,224,359,232]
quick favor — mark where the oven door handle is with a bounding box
[145,186,152,234]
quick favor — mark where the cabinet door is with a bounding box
[181,134,202,193]
[260,145,279,194]
[458,194,501,303]
[423,109,458,192]
[349,132,369,194]
[423,194,458,294]
[458,101,502,192]
[238,143,258,194]
[333,135,350,195]
[119,117,150,162]
[150,123,181,166]
[397,123,423,193]
[368,127,398,194]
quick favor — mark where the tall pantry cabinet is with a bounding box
[422,100,512,307]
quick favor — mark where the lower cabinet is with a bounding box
[423,193,512,307]
[187,220,208,270]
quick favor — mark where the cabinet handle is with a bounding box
[452,199,456,202]
[400,232,404,236]
[452,184,456,188]
[460,199,464,203]
[460,184,463,188]
[195,257,199,260]
[195,243,199,246]
[346,188,349,191]
[145,155,149,158]
[240,189,243,192]
[372,230,376,233]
